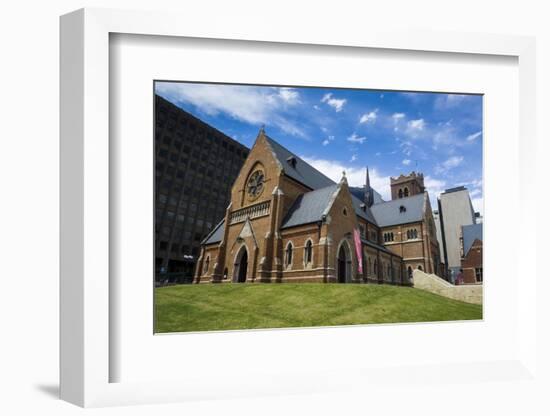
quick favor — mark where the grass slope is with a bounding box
[155,283,482,333]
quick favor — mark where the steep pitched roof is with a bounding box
[281,181,379,229]
[264,135,378,226]
[281,184,339,229]
[351,194,377,224]
[201,219,225,245]
[349,186,385,205]
[264,134,335,190]
[462,223,483,255]
[370,193,425,227]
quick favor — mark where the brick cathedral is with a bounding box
[195,129,441,284]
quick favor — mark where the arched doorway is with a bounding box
[337,241,352,283]
[407,266,413,280]
[233,246,248,283]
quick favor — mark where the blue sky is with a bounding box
[155,82,483,214]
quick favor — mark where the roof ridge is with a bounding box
[372,193,424,206]
[263,134,336,188]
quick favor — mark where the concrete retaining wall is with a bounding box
[412,270,483,305]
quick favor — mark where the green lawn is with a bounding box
[154,283,482,333]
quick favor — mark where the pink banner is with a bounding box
[353,228,363,274]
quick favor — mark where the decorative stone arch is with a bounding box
[403,187,409,197]
[336,239,353,283]
[417,264,423,271]
[232,244,249,283]
[284,241,294,270]
[303,238,314,267]
[398,188,403,198]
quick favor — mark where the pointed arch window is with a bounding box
[204,256,210,273]
[304,240,313,265]
[285,242,294,268]
[398,189,403,198]
[404,187,409,197]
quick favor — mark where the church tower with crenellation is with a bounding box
[390,171,425,200]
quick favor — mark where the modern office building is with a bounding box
[155,95,249,283]
[437,186,476,282]
[432,209,445,270]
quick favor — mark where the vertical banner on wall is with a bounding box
[353,228,363,274]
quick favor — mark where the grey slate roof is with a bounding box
[264,135,379,227]
[351,194,377,224]
[361,238,395,255]
[281,184,338,229]
[370,193,425,227]
[462,223,482,255]
[264,135,335,190]
[349,186,385,205]
[202,219,225,245]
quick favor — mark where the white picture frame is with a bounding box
[60,8,538,408]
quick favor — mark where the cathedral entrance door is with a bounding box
[337,245,347,283]
[236,248,248,283]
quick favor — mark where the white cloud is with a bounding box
[347,133,367,144]
[313,105,321,110]
[322,135,335,146]
[155,82,305,137]
[359,109,378,124]
[277,87,300,104]
[471,197,484,215]
[434,93,474,110]
[435,155,464,174]
[350,154,358,162]
[407,119,425,131]
[424,176,447,208]
[392,113,406,122]
[402,159,411,166]
[301,156,392,200]
[321,93,347,112]
[466,131,482,142]
[470,188,482,197]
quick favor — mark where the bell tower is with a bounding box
[390,171,425,200]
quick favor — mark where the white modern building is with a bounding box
[437,186,476,282]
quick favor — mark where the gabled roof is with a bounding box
[349,186,385,205]
[264,135,378,227]
[370,193,425,227]
[281,181,379,229]
[201,219,225,245]
[281,184,339,229]
[351,194,377,224]
[264,135,335,190]
[462,223,482,255]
